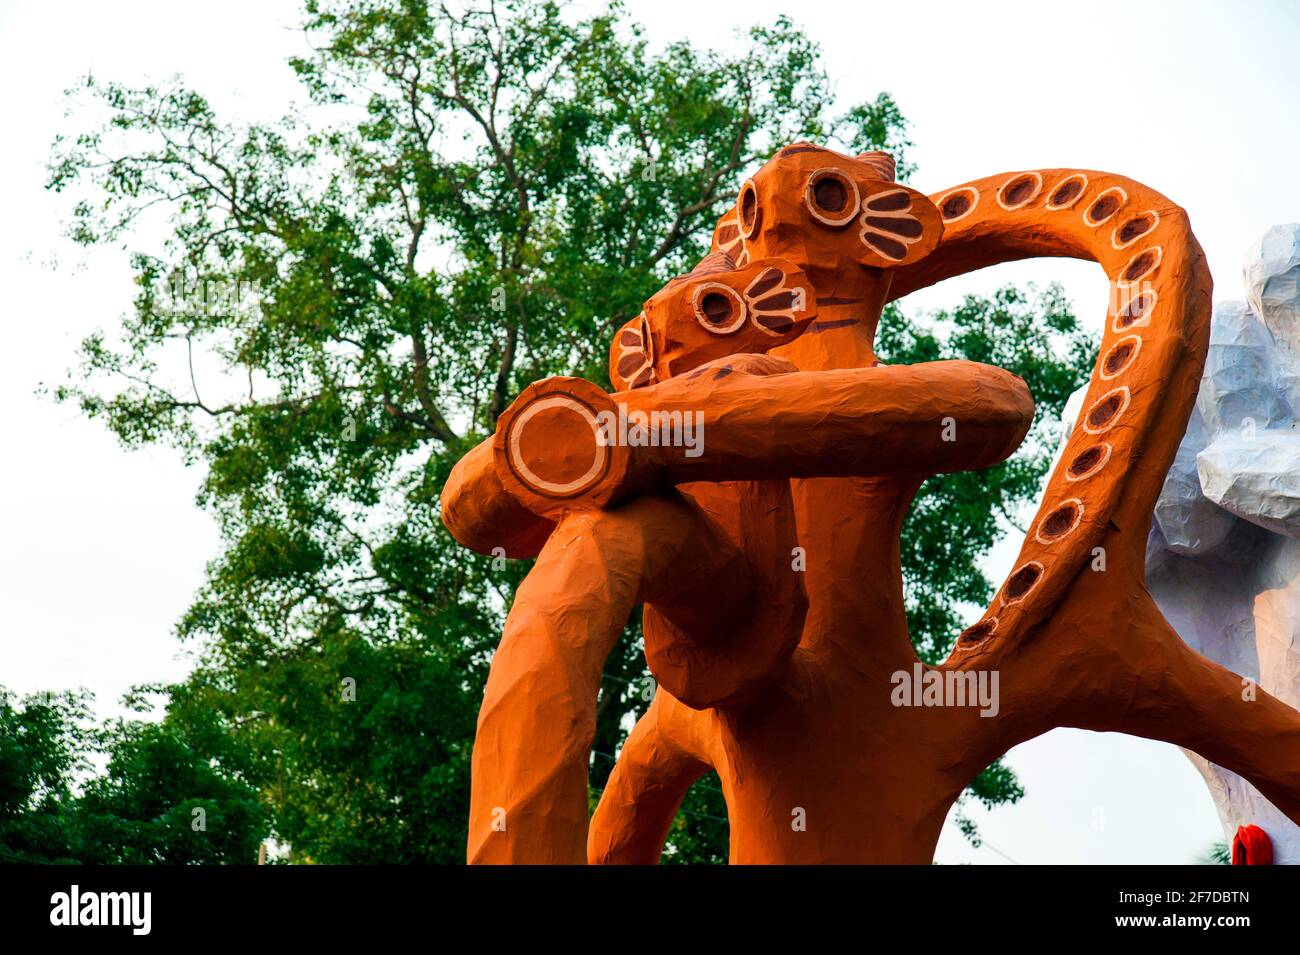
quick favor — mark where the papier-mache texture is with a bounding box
[441,141,1300,864]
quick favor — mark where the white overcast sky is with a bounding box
[4,0,1299,864]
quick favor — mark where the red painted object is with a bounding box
[1232,825,1274,865]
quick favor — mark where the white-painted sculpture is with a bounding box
[1056,224,1300,863]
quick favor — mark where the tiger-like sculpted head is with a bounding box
[609,252,815,391]
[713,144,943,280]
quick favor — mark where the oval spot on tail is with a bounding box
[1120,246,1162,286]
[1035,498,1085,544]
[1112,210,1160,249]
[1083,387,1130,435]
[937,186,978,222]
[1085,186,1128,226]
[1002,561,1044,605]
[997,172,1043,211]
[1101,335,1142,379]
[1113,288,1157,332]
[959,618,999,645]
[1046,173,1089,210]
[1065,442,1113,481]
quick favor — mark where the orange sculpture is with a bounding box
[442,143,1300,863]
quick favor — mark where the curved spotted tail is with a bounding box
[887,170,1212,655]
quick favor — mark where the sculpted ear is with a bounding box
[854,181,944,269]
[856,150,896,182]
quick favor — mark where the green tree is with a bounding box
[74,692,267,864]
[0,689,89,863]
[878,285,1097,664]
[0,687,266,863]
[47,0,1091,862]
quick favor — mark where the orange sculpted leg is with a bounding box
[986,546,1300,827]
[467,494,755,863]
[587,693,715,864]
[1105,601,1300,825]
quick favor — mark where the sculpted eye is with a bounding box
[692,283,747,335]
[738,180,761,238]
[804,168,860,228]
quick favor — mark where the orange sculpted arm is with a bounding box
[467,356,807,863]
[441,438,555,557]
[492,359,1034,520]
[586,692,715,864]
[443,252,818,556]
[469,473,806,863]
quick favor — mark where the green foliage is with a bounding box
[0,690,90,863]
[0,687,265,863]
[1197,841,1231,865]
[660,772,730,865]
[43,0,1093,864]
[877,285,1094,837]
[877,285,1096,664]
[948,751,1030,848]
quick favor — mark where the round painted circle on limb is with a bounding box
[493,377,631,519]
[1085,186,1128,226]
[996,171,1043,211]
